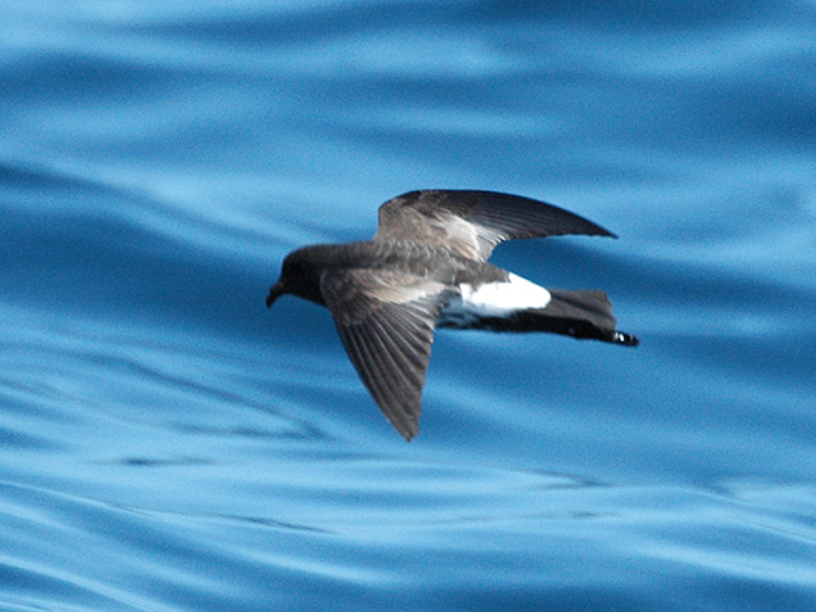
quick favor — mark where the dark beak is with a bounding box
[266,281,285,308]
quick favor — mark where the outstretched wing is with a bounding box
[320,268,453,441]
[374,189,615,262]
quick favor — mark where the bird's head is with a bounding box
[266,248,326,308]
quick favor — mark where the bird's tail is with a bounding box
[497,289,639,346]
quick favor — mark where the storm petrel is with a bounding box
[266,190,638,441]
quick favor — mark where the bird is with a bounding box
[266,190,638,441]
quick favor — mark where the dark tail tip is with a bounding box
[611,331,639,347]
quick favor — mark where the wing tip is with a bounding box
[397,423,419,442]
[386,406,420,441]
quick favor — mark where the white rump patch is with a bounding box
[441,273,551,325]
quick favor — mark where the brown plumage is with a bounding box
[267,190,638,440]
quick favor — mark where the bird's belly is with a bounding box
[438,273,552,328]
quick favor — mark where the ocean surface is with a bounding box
[2,1,815,610]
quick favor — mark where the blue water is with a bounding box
[2,1,815,610]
